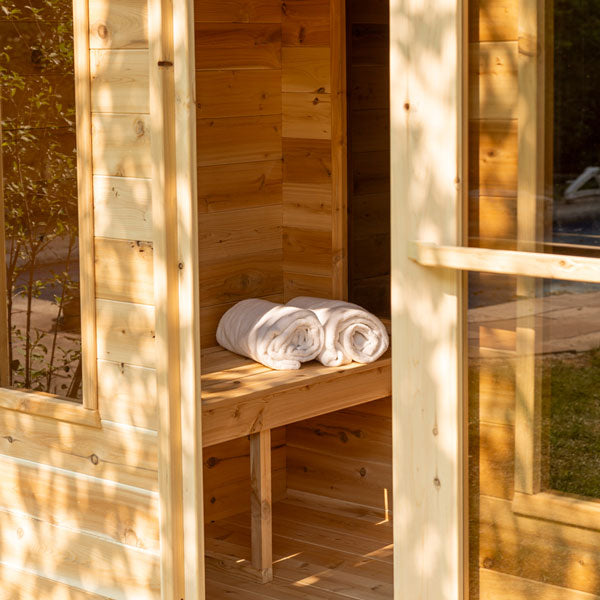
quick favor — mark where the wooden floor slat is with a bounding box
[205,496,394,599]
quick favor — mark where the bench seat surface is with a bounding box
[200,348,391,447]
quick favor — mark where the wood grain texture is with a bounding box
[282,92,332,139]
[0,507,160,599]
[196,70,281,118]
[198,160,282,213]
[281,0,330,47]
[250,429,273,582]
[198,206,282,261]
[93,175,153,241]
[0,563,112,600]
[91,114,152,178]
[0,409,158,490]
[95,299,156,368]
[197,114,282,166]
[89,0,149,49]
[195,24,281,70]
[0,454,159,551]
[74,0,98,411]
[90,49,150,113]
[193,0,282,24]
[97,360,158,430]
[95,238,155,305]
[282,47,331,92]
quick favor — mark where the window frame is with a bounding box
[0,0,98,420]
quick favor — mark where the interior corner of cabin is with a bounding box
[196,0,393,596]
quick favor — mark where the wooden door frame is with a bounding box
[390,0,467,598]
[149,0,205,598]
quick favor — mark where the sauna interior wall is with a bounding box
[196,0,393,522]
[0,0,161,598]
[347,0,390,319]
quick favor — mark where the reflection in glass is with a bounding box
[0,0,81,399]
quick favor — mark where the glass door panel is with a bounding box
[468,0,600,597]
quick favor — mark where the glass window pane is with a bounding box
[469,0,600,597]
[0,0,81,399]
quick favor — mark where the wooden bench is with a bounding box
[200,347,392,582]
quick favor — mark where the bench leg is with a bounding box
[250,429,273,583]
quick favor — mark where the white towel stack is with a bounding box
[286,297,389,367]
[216,298,324,370]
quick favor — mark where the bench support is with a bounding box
[250,429,273,583]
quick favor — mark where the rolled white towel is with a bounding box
[216,298,324,370]
[286,297,389,367]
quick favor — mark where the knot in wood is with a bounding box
[97,24,109,39]
[359,467,367,477]
[90,453,99,465]
[134,120,145,137]
[433,476,441,489]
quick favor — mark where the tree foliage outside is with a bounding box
[0,0,81,398]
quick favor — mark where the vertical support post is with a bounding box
[0,101,10,386]
[390,0,464,596]
[514,0,546,495]
[250,429,273,583]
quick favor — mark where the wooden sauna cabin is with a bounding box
[0,0,398,598]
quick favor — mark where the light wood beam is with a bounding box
[250,429,273,583]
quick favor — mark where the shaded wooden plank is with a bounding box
[197,114,282,167]
[95,238,154,305]
[470,119,518,198]
[250,429,273,582]
[282,47,331,92]
[0,409,158,490]
[470,0,518,43]
[97,360,158,430]
[283,227,332,276]
[199,250,283,307]
[470,41,518,120]
[89,0,149,49]
[0,454,159,551]
[282,92,332,139]
[92,114,152,178]
[90,49,150,113]
[348,0,389,24]
[352,150,390,196]
[96,299,156,368]
[199,206,282,261]
[283,183,332,231]
[198,160,282,212]
[93,175,153,241]
[351,24,389,66]
[283,272,333,301]
[283,138,332,183]
[0,508,160,599]
[281,0,330,47]
[194,0,282,23]
[350,66,389,110]
[195,24,281,70]
[350,109,389,152]
[196,69,281,119]
[0,563,112,600]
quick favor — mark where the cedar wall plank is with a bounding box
[198,160,282,213]
[0,410,158,491]
[90,49,150,114]
[0,454,160,551]
[193,0,282,23]
[0,507,160,599]
[196,70,282,118]
[95,238,155,305]
[93,175,153,241]
[89,0,149,49]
